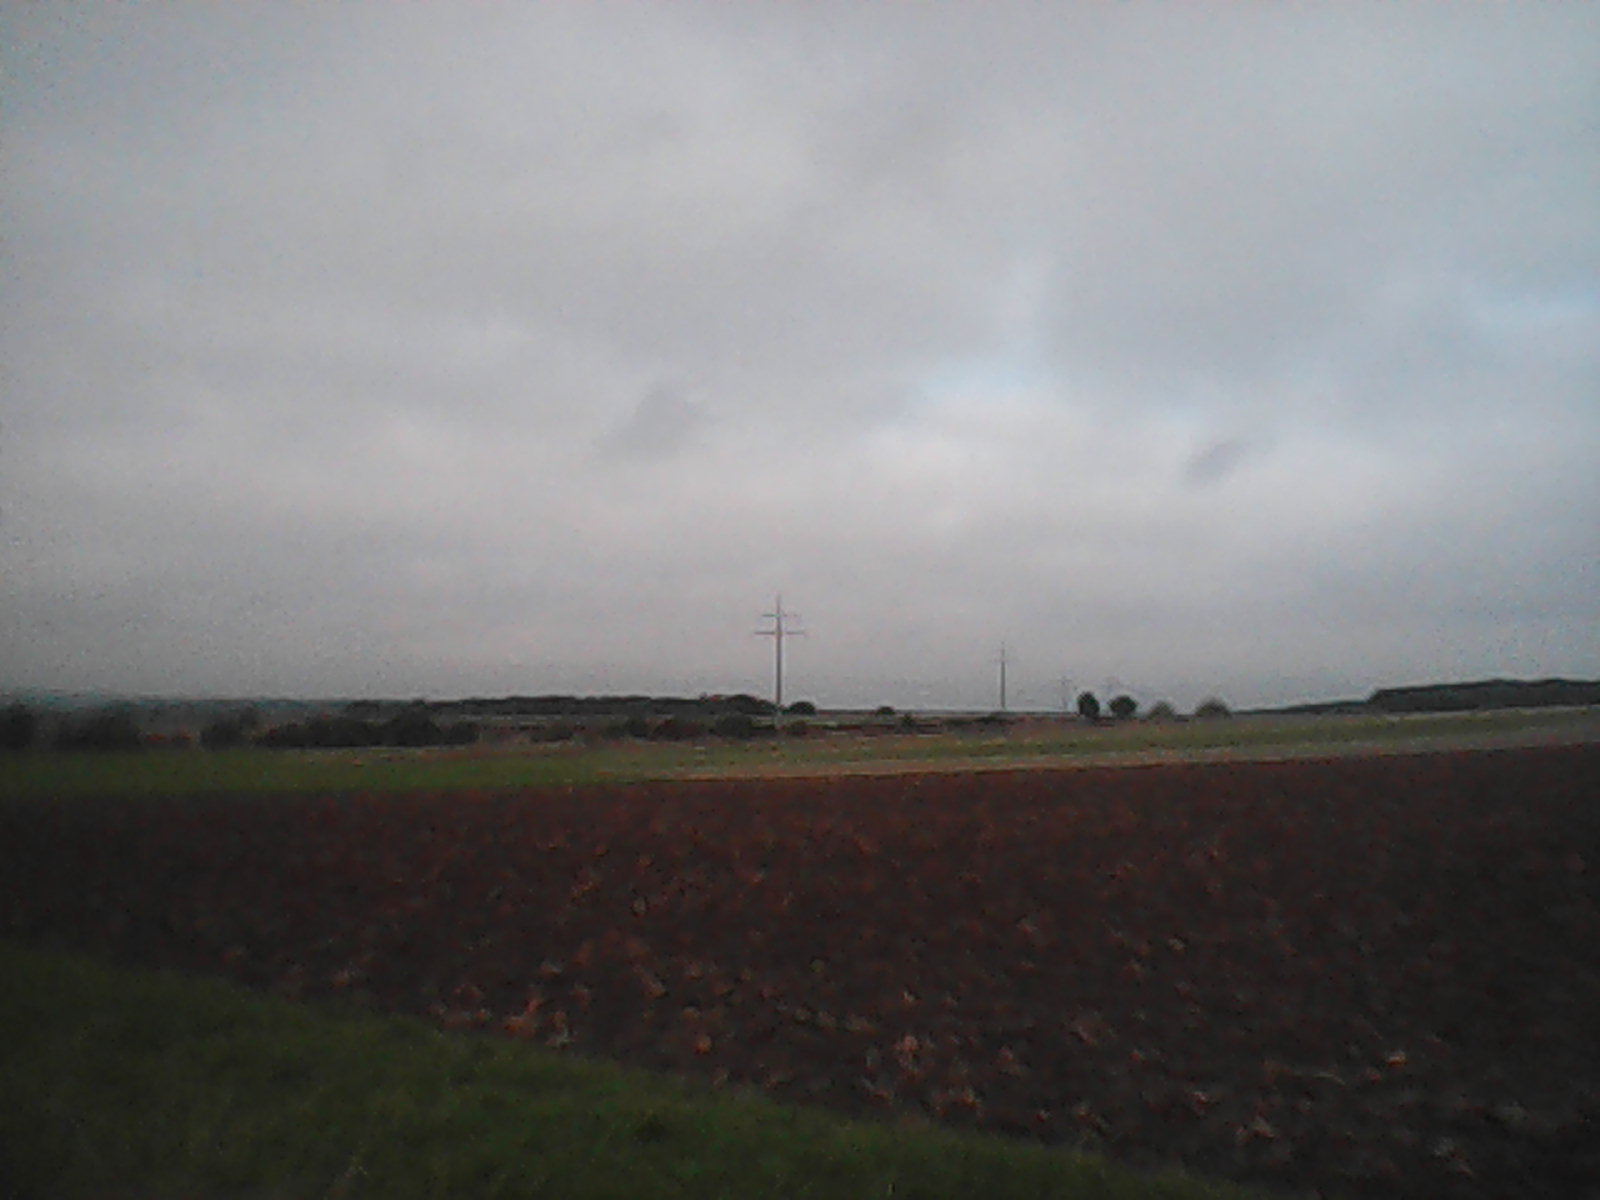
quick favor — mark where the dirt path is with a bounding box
[679,712,1600,781]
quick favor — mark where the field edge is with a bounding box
[0,938,1271,1200]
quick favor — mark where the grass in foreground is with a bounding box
[3,706,1594,801]
[0,941,1259,1200]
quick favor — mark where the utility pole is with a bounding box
[755,595,805,723]
[998,642,1009,712]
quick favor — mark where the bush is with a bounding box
[256,723,303,748]
[712,713,760,740]
[1194,697,1233,719]
[258,716,381,749]
[0,704,38,751]
[603,715,650,740]
[1108,695,1138,720]
[200,717,251,750]
[440,721,479,747]
[383,708,443,748]
[652,716,707,741]
[1145,700,1179,722]
[784,700,818,716]
[55,709,145,752]
[1076,691,1101,721]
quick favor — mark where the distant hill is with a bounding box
[1366,678,1600,713]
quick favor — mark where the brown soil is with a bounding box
[5,743,1597,1199]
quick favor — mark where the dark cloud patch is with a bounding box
[1183,437,1258,490]
[600,385,712,460]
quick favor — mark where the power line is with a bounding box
[755,595,805,721]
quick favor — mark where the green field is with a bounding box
[3,704,1595,800]
[0,941,1258,1200]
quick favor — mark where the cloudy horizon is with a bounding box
[3,4,1597,713]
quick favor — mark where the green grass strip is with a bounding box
[0,940,1262,1200]
[4,706,1595,801]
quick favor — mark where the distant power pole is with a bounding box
[998,642,1009,712]
[755,595,805,721]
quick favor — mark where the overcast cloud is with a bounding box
[3,3,1597,711]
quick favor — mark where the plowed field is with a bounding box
[5,744,1596,1198]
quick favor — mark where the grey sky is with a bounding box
[3,3,1597,710]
